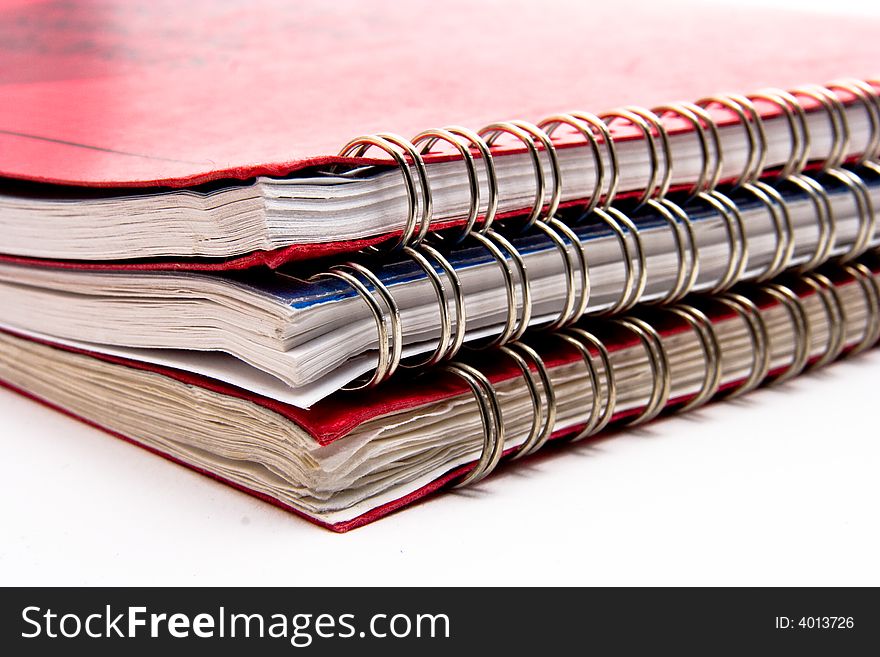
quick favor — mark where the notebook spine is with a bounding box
[314,164,880,390]
[336,78,880,252]
[440,258,880,488]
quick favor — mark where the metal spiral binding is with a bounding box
[748,89,809,178]
[664,304,722,412]
[598,107,672,205]
[827,80,880,163]
[639,199,696,304]
[843,260,880,355]
[438,261,879,489]
[589,206,647,313]
[308,262,403,390]
[398,244,466,368]
[468,230,532,347]
[566,327,619,438]
[762,282,811,384]
[533,218,590,330]
[739,180,794,281]
[791,86,850,170]
[554,329,610,441]
[476,122,554,231]
[824,167,875,262]
[336,134,430,252]
[323,84,875,388]
[709,292,771,399]
[692,189,748,293]
[782,174,836,272]
[441,362,505,488]
[802,272,847,368]
[537,113,615,215]
[313,161,878,389]
[696,93,768,187]
[336,80,878,253]
[500,342,557,459]
[654,102,721,197]
[611,317,672,425]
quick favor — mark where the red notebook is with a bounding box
[1,258,876,530]
[1,0,879,268]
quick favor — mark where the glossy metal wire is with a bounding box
[335,80,875,252]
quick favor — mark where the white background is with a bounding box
[2,0,879,586]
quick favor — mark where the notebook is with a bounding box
[1,258,876,530]
[2,0,880,532]
[1,163,877,405]
[1,0,879,266]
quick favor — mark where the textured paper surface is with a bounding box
[2,0,879,187]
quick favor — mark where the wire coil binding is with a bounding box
[316,163,880,389]
[335,79,879,253]
[439,257,880,488]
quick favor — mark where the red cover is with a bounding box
[2,0,879,189]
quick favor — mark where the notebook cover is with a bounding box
[2,0,879,189]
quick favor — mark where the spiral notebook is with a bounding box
[1,0,879,267]
[1,257,877,530]
[2,159,878,405]
[2,0,880,531]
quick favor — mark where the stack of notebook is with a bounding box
[2,0,879,530]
